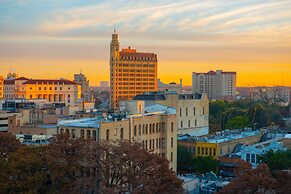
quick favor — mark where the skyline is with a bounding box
[0,0,291,86]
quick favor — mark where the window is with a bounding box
[186,108,188,116]
[134,125,137,136]
[188,120,190,128]
[193,107,196,115]
[195,120,197,126]
[171,137,173,147]
[251,154,256,163]
[152,123,155,133]
[202,147,204,155]
[106,129,110,141]
[72,129,76,138]
[180,108,182,117]
[197,147,200,155]
[205,147,208,155]
[55,87,57,90]
[171,152,173,162]
[87,130,91,139]
[152,139,155,149]
[120,128,124,139]
[81,129,85,138]
[171,122,174,132]
[203,107,205,114]
[93,130,96,141]
[156,138,159,148]
[145,140,148,149]
[39,87,41,90]
[149,140,152,149]
[213,148,216,156]
[209,148,212,155]
[162,138,166,148]
[138,125,141,135]
[44,87,47,90]
[246,153,250,162]
[181,121,183,128]
[60,87,62,90]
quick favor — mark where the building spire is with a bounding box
[114,26,116,34]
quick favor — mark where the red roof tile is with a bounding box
[119,48,157,61]
[23,79,79,85]
[15,77,29,80]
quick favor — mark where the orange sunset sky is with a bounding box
[0,0,290,86]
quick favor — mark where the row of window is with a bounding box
[134,122,174,136]
[196,147,217,156]
[179,107,205,117]
[142,138,167,150]
[180,119,197,128]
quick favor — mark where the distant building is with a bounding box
[4,78,81,106]
[250,86,290,105]
[132,91,209,136]
[74,73,92,102]
[7,72,18,80]
[0,76,3,99]
[158,79,183,93]
[192,70,236,99]
[179,129,263,159]
[98,81,109,92]
[0,110,22,132]
[58,106,177,171]
[109,31,158,110]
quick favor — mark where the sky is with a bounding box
[0,0,290,86]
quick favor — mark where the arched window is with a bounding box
[87,130,91,139]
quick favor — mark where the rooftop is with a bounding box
[23,79,78,85]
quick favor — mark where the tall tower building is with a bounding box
[74,72,92,102]
[109,31,158,110]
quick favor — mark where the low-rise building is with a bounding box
[179,129,263,159]
[0,110,22,132]
[4,77,81,106]
[250,86,290,105]
[57,105,177,171]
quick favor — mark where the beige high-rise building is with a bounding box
[109,31,158,110]
[192,70,236,99]
[0,76,3,99]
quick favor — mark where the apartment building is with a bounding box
[132,91,209,136]
[109,31,158,110]
[192,70,236,99]
[57,106,177,171]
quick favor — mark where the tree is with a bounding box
[259,150,291,171]
[192,156,219,174]
[218,164,278,194]
[0,132,20,158]
[225,116,250,130]
[3,146,48,194]
[46,133,95,193]
[94,140,183,194]
[177,145,193,174]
